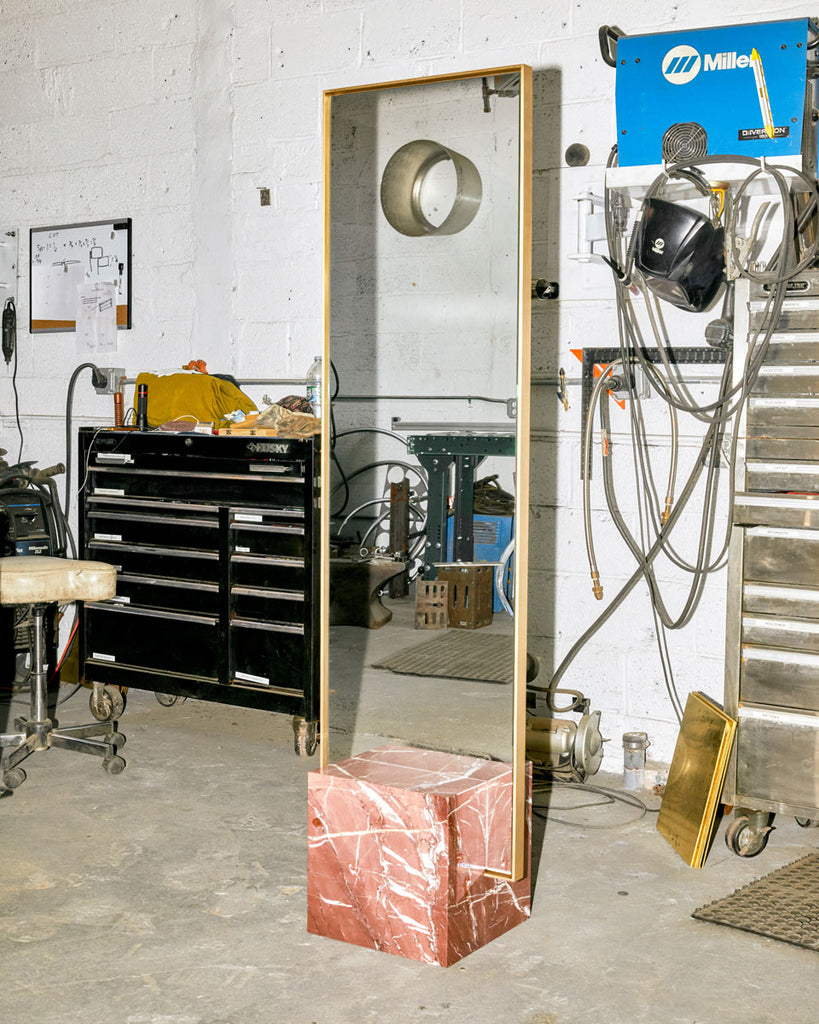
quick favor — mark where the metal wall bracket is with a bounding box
[579,346,727,478]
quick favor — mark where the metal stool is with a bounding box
[0,556,125,790]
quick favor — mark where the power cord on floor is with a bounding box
[533,774,661,829]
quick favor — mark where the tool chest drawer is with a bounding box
[85,505,220,550]
[742,526,819,588]
[78,429,320,751]
[230,553,305,591]
[230,513,306,558]
[231,624,306,688]
[112,573,221,616]
[85,603,220,679]
[86,539,222,583]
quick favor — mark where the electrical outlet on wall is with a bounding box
[93,367,127,395]
[0,229,18,311]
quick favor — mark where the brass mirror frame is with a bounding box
[320,65,532,881]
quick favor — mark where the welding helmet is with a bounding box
[635,197,725,313]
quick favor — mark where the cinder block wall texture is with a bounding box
[0,0,810,767]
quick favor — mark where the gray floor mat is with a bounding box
[373,630,513,684]
[693,852,819,951]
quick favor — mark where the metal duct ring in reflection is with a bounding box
[379,139,482,236]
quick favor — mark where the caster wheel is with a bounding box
[102,754,126,775]
[795,816,819,829]
[90,686,125,721]
[293,717,318,757]
[155,693,180,707]
[726,815,770,857]
[2,767,26,789]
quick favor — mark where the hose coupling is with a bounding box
[661,498,674,525]
[590,571,603,601]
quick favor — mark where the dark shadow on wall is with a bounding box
[528,63,562,902]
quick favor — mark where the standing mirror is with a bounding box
[321,66,531,879]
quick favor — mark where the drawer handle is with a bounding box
[231,554,304,568]
[118,573,220,593]
[229,523,305,535]
[89,541,218,559]
[86,603,217,626]
[232,586,305,600]
[231,617,304,635]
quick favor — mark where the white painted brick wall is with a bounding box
[0,0,815,767]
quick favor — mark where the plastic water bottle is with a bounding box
[306,355,322,417]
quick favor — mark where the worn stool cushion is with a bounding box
[0,556,116,606]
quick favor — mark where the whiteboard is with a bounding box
[30,219,131,333]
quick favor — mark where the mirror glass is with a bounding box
[323,68,531,776]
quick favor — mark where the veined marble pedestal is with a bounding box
[307,745,531,966]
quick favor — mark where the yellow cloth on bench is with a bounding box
[134,373,256,428]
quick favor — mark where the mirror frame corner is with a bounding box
[320,64,533,881]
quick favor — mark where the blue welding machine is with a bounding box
[615,18,818,171]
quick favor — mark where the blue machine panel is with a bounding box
[446,514,514,612]
[616,19,814,168]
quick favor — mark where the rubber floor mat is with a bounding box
[373,631,513,684]
[692,853,819,951]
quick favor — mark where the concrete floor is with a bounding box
[2,632,818,1023]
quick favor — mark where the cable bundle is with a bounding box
[539,152,819,720]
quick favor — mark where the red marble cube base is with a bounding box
[307,745,531,966]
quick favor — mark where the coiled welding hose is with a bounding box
[539,417,725,711]
[557,153,819,713]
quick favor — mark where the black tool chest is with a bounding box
[78,429,320,754]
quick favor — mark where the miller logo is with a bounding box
[662,44,754,85]
[651,237,666,255]
[662,45,701,85]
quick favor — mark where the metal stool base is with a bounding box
[0,604,126,789]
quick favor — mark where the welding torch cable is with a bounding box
[616,274,784,424]
[622,386,723,581]
[729,163,819,283]
[616,341,682,544]
[617,272,782,549]
[612,300,680,524]
[615,313,730,578]
[564,154,812,693]
[582,361,619,599]
[604,158,809,421]
[615,349,732,581]
[11,320,23,464]
[534,410,726,707]
[63,363,107,520]
[609,288,774,594]
[644,292,719,420]
[599,367,728,631]
[604,149,812,273]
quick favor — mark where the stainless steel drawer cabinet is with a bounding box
[723,276,819,850]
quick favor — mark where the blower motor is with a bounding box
[526,710,606,781]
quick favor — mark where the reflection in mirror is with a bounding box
[323,70,530,788]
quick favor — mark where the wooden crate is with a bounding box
[414,580,449,629]
[435,563,494,630]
